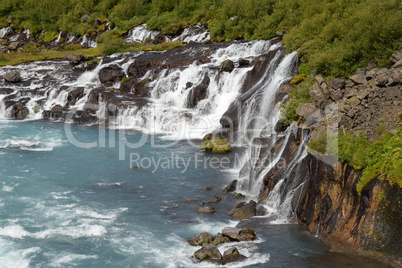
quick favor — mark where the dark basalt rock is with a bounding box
[274,119,290,133]
[220,60,235,73]
[99,64,125,86]
[228,200,257,220]
[223,180,238,193]
[187,74,210,108]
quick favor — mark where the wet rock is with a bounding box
[238,58,250,67]
[221,247,246,265]
[42,110,63,120]
[188,232,215,246]
[220,60,235,73]
[198,207,216,214]
[134,78,152,95]
[14,104,29,120]
[274,119,290,133]
[194,244,222,263]
[228,202,246,215]
[120,77,134,93]
[223,180,238,193]
[3,70,21,83]
[99,64,124,86]
[203,133,213,140]
[200,196,222,205]
[212,233,231,246]
[67,87,85,106]
[230,200,257,220]
[65,53,85,64]
[222,227,256,241]
[187,74,210,108]
[51,105,63,111]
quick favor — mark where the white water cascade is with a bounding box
[0,39,283,137]
[231,50,312,224]
[113,40,282,139]
[126,24,161,43]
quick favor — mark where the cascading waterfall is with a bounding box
[113,40,282,139]
[233,50,311,223]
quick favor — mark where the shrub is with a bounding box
[280,76,313,124]
[101,38,126,56]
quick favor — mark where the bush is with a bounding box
[101,38,126,56]
[280,76,313,124]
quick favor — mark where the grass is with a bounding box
[0,41,184,66]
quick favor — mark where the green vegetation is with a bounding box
[1,0,400,76]
[308,130,402,192]
[0,40,183,66]
[201,139,231,153]
[280,77,313,125]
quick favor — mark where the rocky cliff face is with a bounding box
[295,154,402,267]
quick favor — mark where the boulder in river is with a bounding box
[187,232,215,246]
[194,243,222,263]
[3,70,21,83]
[220,60,235,73]
[221,247,246,265]
[229,200,257,220]
[222,227,256,241]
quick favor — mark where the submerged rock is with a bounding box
[198,207,216,214]
[223,180,238,193]
[200,196,222,205]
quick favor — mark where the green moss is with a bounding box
[200,139,231,153]
[121,76,133,84]
[289,74,307,85]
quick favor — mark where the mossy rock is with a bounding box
[290,74,307,85]
[200,139,231,153]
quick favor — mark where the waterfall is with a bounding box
[173,23,210,43]
[126,24,161,43]
[231,50,310,224]
[113,40,282,139]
